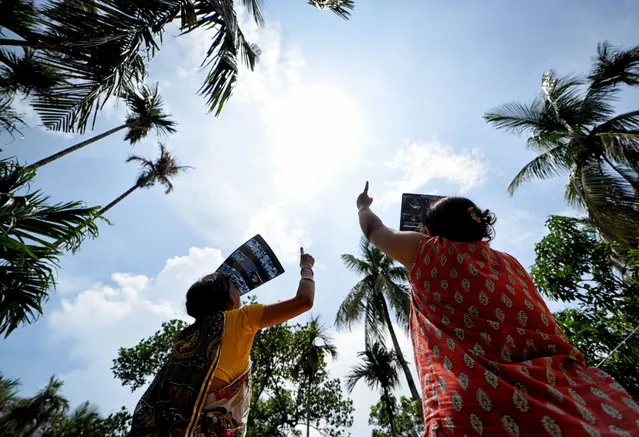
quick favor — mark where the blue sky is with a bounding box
[1,1,638,435]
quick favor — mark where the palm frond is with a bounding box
[542,71,613,131]
[589,42,639,92]
[0,93,25,137]
[484,97,566,137]
[340,253,370,275]
[364,297,387,347]
[307,0,354,19]
[0,0,38,39]
[507,145,570,195]
[386,265,409,282]
[345,342,400,394]
[0,48,66,96]
[335,280,367,330]
[382,278,411,333]
[241,0,264,26]
[0,159,100,337]
[31,0,155,132]
[190,1,260,115]
[123,82,177,144]
[578,161,639,248]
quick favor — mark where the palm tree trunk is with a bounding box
[99,184,138,215]
[306,373,311,437]
[380,297,421,402]
[383,390,397,437]
[25,124,127,171]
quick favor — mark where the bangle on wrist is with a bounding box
[301,266,314,275]
[301,277,315,283]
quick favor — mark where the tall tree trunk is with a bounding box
[306,373,311,437]
[25,124,127,171]
[99,184,138,215]
[380,296,421,402]
[383,389,397,437]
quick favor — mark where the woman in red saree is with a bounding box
[356,182,639,437]
[128,248,316,437]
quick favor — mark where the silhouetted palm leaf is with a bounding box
[0,159,100,337]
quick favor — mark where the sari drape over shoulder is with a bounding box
[128,313,253,437]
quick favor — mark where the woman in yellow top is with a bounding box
[128,248,316,437]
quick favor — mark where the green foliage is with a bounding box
[531,215,639,400]
[531,216,639,317]
[0,374,131,437]
[0,158,100,337]
[111,319,187,391]
[112,316,354,436]
[485,42,639,248]
[369,396,424,437]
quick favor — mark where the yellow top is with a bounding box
[215,304,265,383]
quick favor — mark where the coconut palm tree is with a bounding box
[0,159,100,337]
[0,374,20,413]
[47,401,103,437]
[0,376,69,437]
[484,42,639,248]
[337,237,420,402]
[99,143,189,215]
[293,316,338,437]
[25,83,176,171]
[346,342,401,436]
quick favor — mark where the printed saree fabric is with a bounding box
[409,236,639,437]
[128,313,253,437]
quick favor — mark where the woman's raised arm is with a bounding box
[357,181,423,268]
[259,247,315,329]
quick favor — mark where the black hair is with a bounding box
[185,273,233,320]
[420,197,497,242]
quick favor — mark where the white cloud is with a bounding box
[48,247,225,411]
[48,240,418,437]
[376,140,488,206]
[244,204,311,265]
[166,15,366,244]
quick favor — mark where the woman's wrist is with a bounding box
[301,266,313,275]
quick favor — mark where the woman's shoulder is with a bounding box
[224,304,265,324]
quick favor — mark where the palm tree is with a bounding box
[47,401,103,437]
[484,42,639,248]
[346,342,401,436]
[0,374,20,413]
[99,143,189,215]
[0,159,100,337]
[0,376,69,437]
[293,316,338,437]
[2,0,354,133]
[25,83,176,171]
[337,237,420,402]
